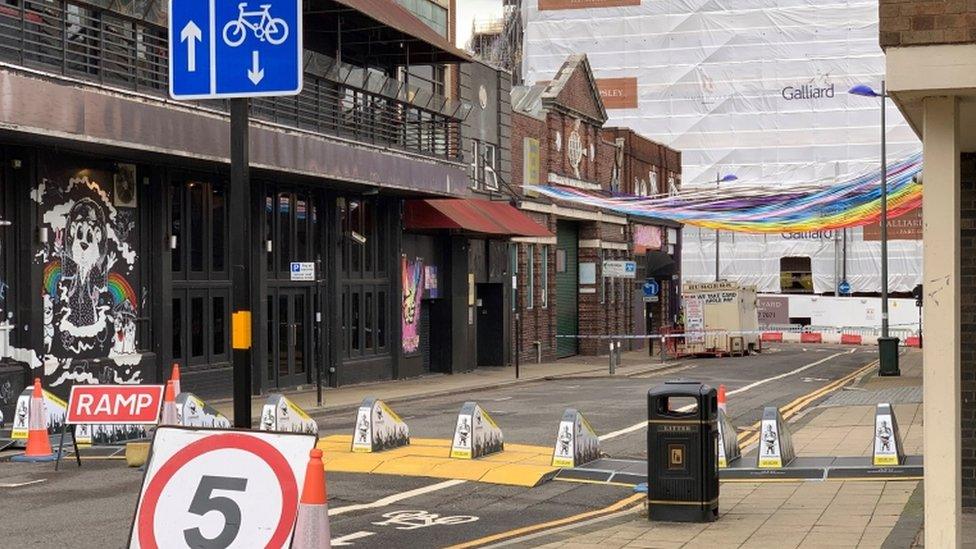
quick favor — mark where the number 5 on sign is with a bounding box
[128,427,316,549]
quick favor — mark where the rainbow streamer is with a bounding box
[107,272,137,310]
[42,261,61,297]
[528,154,923,234]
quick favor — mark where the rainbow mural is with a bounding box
[528,154,923,234]
[43,261,61,298]
[107,272,137,310]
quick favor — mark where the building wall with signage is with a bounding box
[522,1,920,188]
[509,54,682,360]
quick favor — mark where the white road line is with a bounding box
[0,479,46,488]
[597,350,851,442]
[328,479,466,516]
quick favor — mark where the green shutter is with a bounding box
[556,221,579,358]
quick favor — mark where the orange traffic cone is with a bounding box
[170,363,181,397]
[718,384,727,414]
[12,378,57,462]
[160,380,178,426]
[291,448,331,549]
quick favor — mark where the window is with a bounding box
[470,140,481,188]
[339,197,390,359]
[483,144,498,190]
[541,245,549,308]
[526,244,534,309]
[169,178,231,367]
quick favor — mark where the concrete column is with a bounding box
[922,95,961,548]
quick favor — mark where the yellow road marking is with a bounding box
[443,493,645,549]
[552,477,638,488]
[736,359,878,449]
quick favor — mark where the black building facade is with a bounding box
[0,0,542,412]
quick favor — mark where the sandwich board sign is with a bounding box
[873,403,904,466]
[129,427,315,548]
[168,0,302,99]
[351,397,410,453]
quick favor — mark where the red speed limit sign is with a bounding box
[129,427,316,549]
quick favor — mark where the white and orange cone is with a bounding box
[718,384,728,414]
[170,363,181,397]
[160,380,178,426]
[12,378,57,462]
[291,448,331,549]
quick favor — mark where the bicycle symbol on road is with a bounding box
[372,510,479,531]
[223,2,289,47]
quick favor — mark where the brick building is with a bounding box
[508,54,682,362]
[878,1,976,545]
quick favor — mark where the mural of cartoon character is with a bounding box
[558,424,573,456]
[31,172,143,388]
[59,198,111,345]
[457,417,470,447]
[401,255,424,354]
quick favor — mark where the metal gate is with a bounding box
[556,221,579,358]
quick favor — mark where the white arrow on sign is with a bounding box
[332,531,376,546]
[248,50,265,85]
[180,21,202,72]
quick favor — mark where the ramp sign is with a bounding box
[129,427,315,548]
[169,0,302,99]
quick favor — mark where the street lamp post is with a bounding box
[849,81,900,376]
[715,172,737,281]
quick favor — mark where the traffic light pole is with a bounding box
[230,98,253,427]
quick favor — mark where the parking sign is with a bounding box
[169,0,303,99]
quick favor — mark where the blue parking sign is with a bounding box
[169,0,302,99]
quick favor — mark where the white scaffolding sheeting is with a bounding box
[681,228,922,293]
[523,0,920,189]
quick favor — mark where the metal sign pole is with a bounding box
[231,98,253,428]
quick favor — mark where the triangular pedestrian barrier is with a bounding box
[873,403,905,466]
[450,401,503,459]
[351,397,410,453]
[260,394,318,434]
[757,406,795,468]
[551,408,600,468]
[717,408,741,468]
[175,392,232,428]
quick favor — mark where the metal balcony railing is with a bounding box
[0,0,467,161]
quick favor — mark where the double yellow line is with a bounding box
[448,358,879,549]
[735,358,879,449]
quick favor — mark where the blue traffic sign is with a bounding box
[169,0,302,99]
[839,280,851,294]
[643,279,660,298]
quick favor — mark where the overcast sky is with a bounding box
[456,0,504,48]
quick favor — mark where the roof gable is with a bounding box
[540,54,608,124]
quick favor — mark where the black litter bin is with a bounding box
[646,381,719,522]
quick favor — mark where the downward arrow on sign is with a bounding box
[248,51,264,85]
[180,21,202,72]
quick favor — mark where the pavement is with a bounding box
[525,349,926,549]
[0,343,919,548]
[211,348,683,421]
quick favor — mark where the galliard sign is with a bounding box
[781,83,835,100]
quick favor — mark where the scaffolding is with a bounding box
[467,0,523,83]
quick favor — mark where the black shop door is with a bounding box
[477,283,504,366]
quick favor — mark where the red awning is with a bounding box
[404,199,553,237]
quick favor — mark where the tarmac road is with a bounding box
[0,343,878,548]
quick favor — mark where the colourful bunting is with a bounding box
[527,154,923,234]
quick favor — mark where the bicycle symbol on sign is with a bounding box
[222,2,289,47]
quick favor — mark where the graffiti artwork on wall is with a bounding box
[401,255,425,354]
[31,172,142,387]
